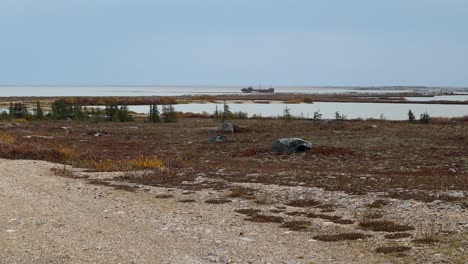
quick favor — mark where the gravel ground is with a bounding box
[1,159,466,264]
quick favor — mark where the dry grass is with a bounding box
[0,132,15,144]
[0,143,75,164]
[131,156,164,170]
[412,220,441,244]
[92,156,164,172]
[313,233,371,242]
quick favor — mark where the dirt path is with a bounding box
[0,159,395,264]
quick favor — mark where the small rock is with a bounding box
[240,237,256,242]
[208,135,228,144]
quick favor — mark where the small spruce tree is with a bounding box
[313,110,322,121]
[213,105,220,120]
[161,104,177,123]
[419,112,431,124]
[168,104,177,122]
[33,101,44,120]
[148,104,161,123]
[408,110,416,123]
[283,106,292,121]
[335,111,347,120]
[221,101,231,123]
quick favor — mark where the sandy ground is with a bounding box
[1,159,467,263]
[0,159,395,264]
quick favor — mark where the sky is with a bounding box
[0,0,467,86]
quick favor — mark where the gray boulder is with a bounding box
[272,138,312,154]
[208,135,228,143]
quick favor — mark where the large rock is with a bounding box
[218,122,241,133]
[272,138,312,154]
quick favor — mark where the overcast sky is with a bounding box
[0,0,467,86]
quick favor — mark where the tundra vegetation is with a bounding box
[0,97,467,262]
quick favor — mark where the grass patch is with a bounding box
[227,187,256,200]
[235,209,261,216]
[286,199,321,208]
[307,213,354,225]
[313,233,370,242]
[178,199,196,203]
[384,233,412,239]
[359,220,415,232]
[366,199,390,209]
[285,211,307,216]
[412,238,438,244]
[205,198,232,204]
[280,221,311,231]
[269,208,285,213]
[154,194,174,199]
[110,184,137,192]
[244,214,284,223]
[375,246,411,254]
[51,166,83,179]
[87,179,111,186]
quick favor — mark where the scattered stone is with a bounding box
[208,135,228,144]
[86,130,109,137]
[447,191,465,198]
[399,201,413,209]
[23,135,55,139]
[272,138,312,154]
[218,122,240,133]
[240,237,256,242]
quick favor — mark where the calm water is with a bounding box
[1,85,467,96]
[405,95,468,102]
[124,102,467,120]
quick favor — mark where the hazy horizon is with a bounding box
[1,0,467,87]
